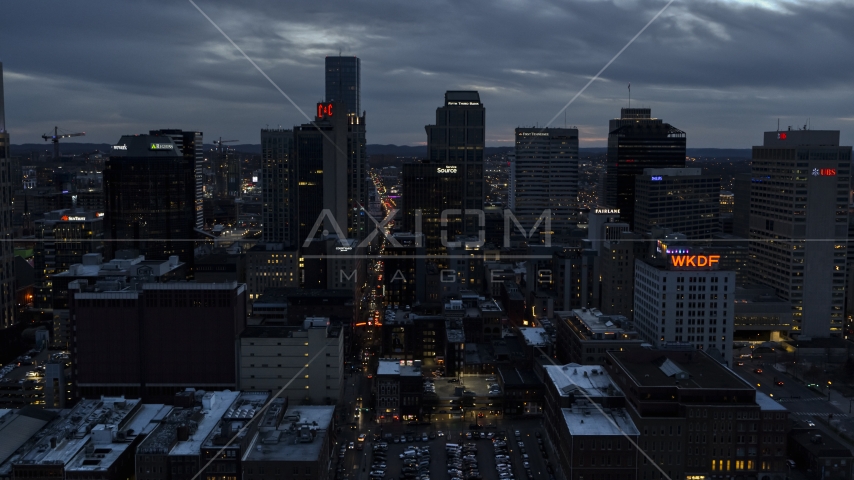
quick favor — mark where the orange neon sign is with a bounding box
[670,255,720,268]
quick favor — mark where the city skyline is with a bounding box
[2,1,853,147]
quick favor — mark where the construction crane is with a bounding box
[42,126,85,161]
[213,137,239,155]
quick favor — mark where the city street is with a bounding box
[732,360,854,435]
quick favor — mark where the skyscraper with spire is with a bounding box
[0,62,18,329]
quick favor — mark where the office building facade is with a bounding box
[748,130,851,338]
[514,127,579,235]
[603,108,686,228]
[293,102,366,243]
[260,128,295,245]
[401,162,464,256]
[71,282,246,402]
[325,55,360,116]
[104,135,197,268]
[34,209,104,279]
[634,168,721,239]
[425,91,485,236]
[245,243,299,303]
[634,249,735,365]
[0,62,15,329]
[149,129,204,230]
[239,319,343,405]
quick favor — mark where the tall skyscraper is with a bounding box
[260,129,295,245]
[0,61,15,329]
[149,129,204,230]
[749,129,852,338]
[634,167,721,239]
[104,134,197,269]
[425,91,485,236]
[402,162,464,255]
[513,127,579,235]
[293,101,366,243]
[603,108,686,228]
[325,56,360,116]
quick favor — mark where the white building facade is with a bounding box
[634,252,735,366]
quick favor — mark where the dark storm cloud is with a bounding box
[2,0,852,147]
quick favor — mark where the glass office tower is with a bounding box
[603,108,686,228]
[424,91,485,237]
[104,134,196,269]
[325,56,361,116]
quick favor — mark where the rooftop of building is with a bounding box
[518,327,551,347]
[65,404,171,473]
[446,321,465,343]
[444,91,480,104]
[14,397,141,466]
[609,349,753,390]
[243,406,334,463]
[544,364,623,398]
[241,320,337,339]
[247,243,298,253]
[786,337,852,350]
[255,288,353,306]
[497,366,542,388]
[377,360,401,376]
[53,253,183,279]
[169,391,241,456]
[138,406,203,455]
[562,406,640,437]
[383,307,444,325]
[200,392,270,450]
[556,309,640,341]
[0,408,58,467]
[734,285,788,304]
[761,129,841,147]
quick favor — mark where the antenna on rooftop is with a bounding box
[628,83,631,109]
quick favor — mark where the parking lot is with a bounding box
[335,421,556,480]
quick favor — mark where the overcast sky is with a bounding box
[2,0,853,148]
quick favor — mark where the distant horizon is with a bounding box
[7,141,758,152]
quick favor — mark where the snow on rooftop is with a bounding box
[562,407,639,437]
[519,327,550,346]
[544,364,622,398]
[377,360,401,376]
[169,391,240,456]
